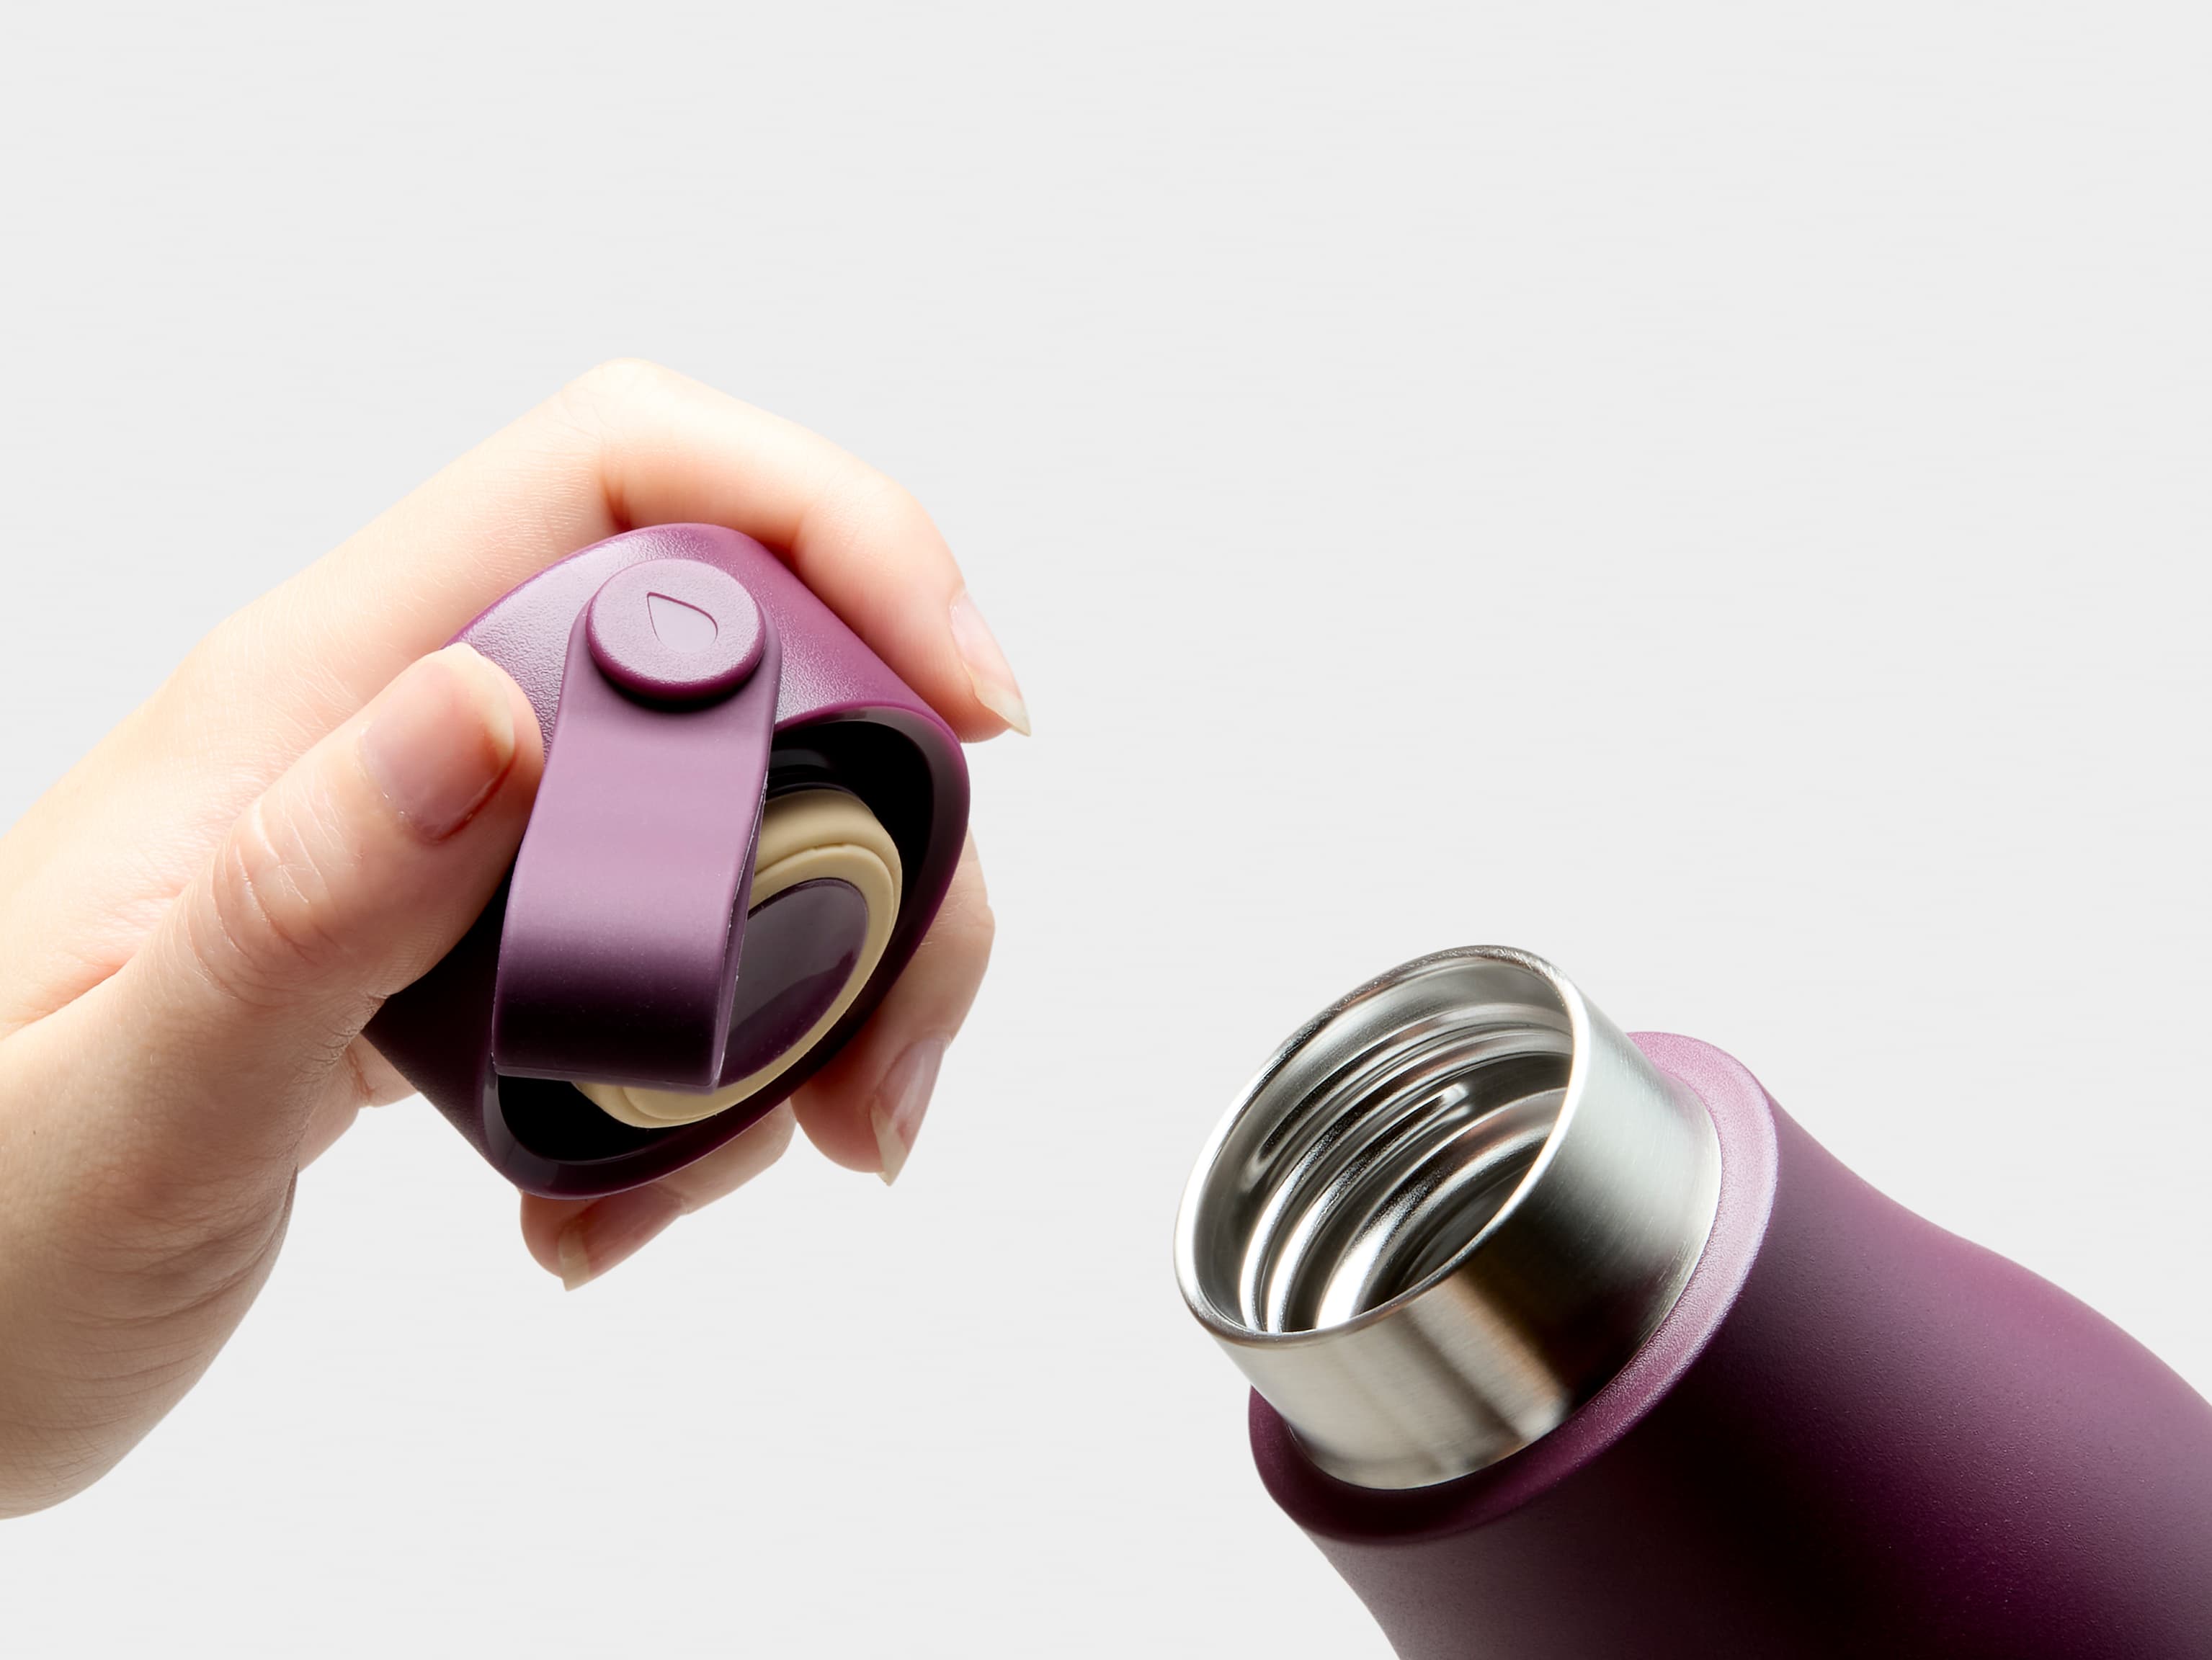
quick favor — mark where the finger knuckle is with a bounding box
[559,357,680,425]
[192,798,345,1010]
[937,878,996,963]
[862,468,938,545]
[810,456,939,555]
[759,1098,798,1153]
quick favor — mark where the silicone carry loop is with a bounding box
[490,557,786,1092]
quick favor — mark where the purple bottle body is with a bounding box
[1255,1033,2212,1659]
[365,523,968,1198]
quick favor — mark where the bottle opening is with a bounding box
[1175,947,1721,1490]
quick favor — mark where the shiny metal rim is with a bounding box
[1174,946,1723,1490]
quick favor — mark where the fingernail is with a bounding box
[556,1185,686,1290]
[360,644,517,841]
[870,1037,947,1185]
[949,590,1031,736]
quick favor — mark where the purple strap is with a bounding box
[489,558,780,1091]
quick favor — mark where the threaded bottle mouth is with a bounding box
[1175,947,1721,1490]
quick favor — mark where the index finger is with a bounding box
[256,358,1027,744]
[0,361,1023,1035]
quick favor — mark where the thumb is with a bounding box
[43,643,540,1189]
[0,645,538,1513]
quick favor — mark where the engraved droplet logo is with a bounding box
[588,558,762,700]
[646,591,719,653]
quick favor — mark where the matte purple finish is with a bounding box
[586,556,764,702]
[1254,1035,2212,1659]
[363,524,968,1198]
[491,597,782,1090]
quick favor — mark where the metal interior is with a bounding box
[1174,947,1723,1491]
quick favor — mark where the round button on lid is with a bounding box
[586,557,765,704]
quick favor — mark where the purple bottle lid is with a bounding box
[363,525,970,1197]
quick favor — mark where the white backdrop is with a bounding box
[2,5,2207,1656]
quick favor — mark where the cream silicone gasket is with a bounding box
[575,789,903,1129]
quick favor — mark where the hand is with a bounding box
[0,362,1014,1517]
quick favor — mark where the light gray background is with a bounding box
[3,5,2207,1656]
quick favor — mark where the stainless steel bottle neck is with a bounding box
[1174,947,1722,1491]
